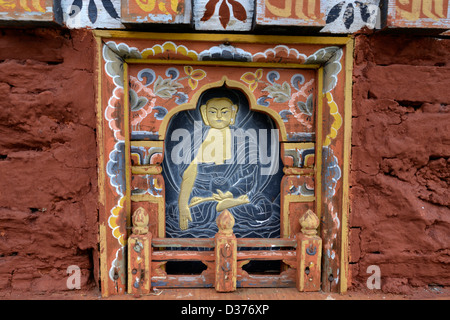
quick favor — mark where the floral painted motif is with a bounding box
[280,75,315,130]
[102,42,202,139]
[326,0,377,27]
[288,90,314,130]
[322,147,342,284]
[153,75,184,99]
[7,0,386,33]
[324,92,342,146]
[141,41,198,60]
[134,66,207,100]
[129,76,156,128]
[105,87,125,141]
[321,0,380,33]
[68,0,119,24]
[262,71,291,103]
[63,0,122,28]
[198,44,252,62]
[323,146,342,200]
[253,45,307,64]
[103,41,142,88]
[201,0,247,28]
[305,46,343,94]
[184,66,207,90]
[103,42,143,140]
[106,141,126,197]
[130,67,183,127]
[125,65,208,131]
[240,69,263,92]
[194,0,254,31]
[108,196,126,246]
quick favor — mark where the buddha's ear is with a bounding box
[230,104,238,124]
[200,104,210,126]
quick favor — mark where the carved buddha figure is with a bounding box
[178,97,251,230]
[163,88,282,238]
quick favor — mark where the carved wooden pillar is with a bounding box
[214,209,237,292]
[296,209,322,292]
[127,207,152,296]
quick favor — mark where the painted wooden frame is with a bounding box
[94,31,353,296]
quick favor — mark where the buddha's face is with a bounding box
[202,98,237,129]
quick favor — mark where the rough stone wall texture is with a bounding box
[350,34,450,294]
[0,29,99,295]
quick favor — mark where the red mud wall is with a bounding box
[350,34,450,293]
[0,29,99,295]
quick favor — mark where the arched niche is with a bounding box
[161,82,284,239]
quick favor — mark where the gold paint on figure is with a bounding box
[178,97,250,230]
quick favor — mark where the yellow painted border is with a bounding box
[124,62,132,234]
[95,35,105,212]
[99,223,108,297]
[315,67,324,224]
[127,58,320,70]
[131,141,164,148]
[339,37,354,294]
[94,30,351,46]
[95,35,110,297]
[126,237,133,294]
[283,142,315,150]
[131,165,162,175]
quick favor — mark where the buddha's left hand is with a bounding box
[213,190,233,201]
[216,194,250,212]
